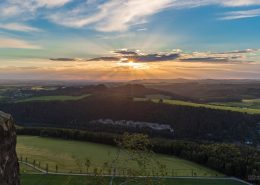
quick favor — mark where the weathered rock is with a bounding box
[0,111,20,185]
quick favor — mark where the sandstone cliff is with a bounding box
[0,111,20,185]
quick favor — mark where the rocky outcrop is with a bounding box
[0,111,20,185]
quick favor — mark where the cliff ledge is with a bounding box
[0,111,20,185]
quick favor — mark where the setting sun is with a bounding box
[117,61,149,70]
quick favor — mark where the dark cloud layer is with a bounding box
[49,48,259,63]
[86,53,180,62]
[181,57,229,62]
[126,53,180,62]
[50,58,77,61]
[114,50,138,55]
[87,57,120,61]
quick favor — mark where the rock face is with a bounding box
[0,111,20,185]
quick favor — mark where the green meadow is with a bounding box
[211,99,260,110]
[16,94,91,103]
[20,163,39,174]
[134,98,260,114]
[17,136,221,177]
[20,174,247,185]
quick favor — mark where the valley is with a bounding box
[0,80,259,184]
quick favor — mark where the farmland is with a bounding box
[134,98,260,114]
[17,136,221,177]
[211,99,260,110]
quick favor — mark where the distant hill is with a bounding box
[130,79,260,84]
[131,79,260,102]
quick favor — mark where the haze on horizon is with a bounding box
[0,0,260,81]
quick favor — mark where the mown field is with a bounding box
[16,94,91,103]
[20,174,247,185]
[17,136,221,177]
[134,98,260,114]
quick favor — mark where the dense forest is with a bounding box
[1,93,259,143]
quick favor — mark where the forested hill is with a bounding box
[8,84,186,100]
[0,94,259,144]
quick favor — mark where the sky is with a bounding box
[0,0,260,81]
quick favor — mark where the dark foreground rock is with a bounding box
[0,111,20,185]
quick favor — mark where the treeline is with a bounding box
[2,94,259,143]
[17,127,117,146]
[17,127,260,182]
[152,139,260,179]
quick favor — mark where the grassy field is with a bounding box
[16,94,91,103]
[20,174,247,185]
[20,163,40,173]
[30,86,58,91]
[134,98,260,114]
[211,99,260,109]
[17,136,221,177]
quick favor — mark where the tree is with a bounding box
[73,156,83,173]
[108,133,167,185]
[84,158,91,173]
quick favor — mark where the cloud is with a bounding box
[1,0,260,32]
[181,49,260,63]
[36,0,72,8]
[87,57,120,61]
[87,49,181,62]
[0,37,42,49]
[50,58,78,61]
[137,28,147,31]
[125,53,180,62]
[0,23,42,32]
[181,57,230,62]
[114,49,138,56]
[1,6,20,17]
[220,0,260,7]
[114,48,254,63]
[50,48,260,63]
[0,0,72,19]
[48,0,174,32]
[220,8,260,20]
[214,49,260,54]
[47,0,260,32]
[97,33,136,40]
